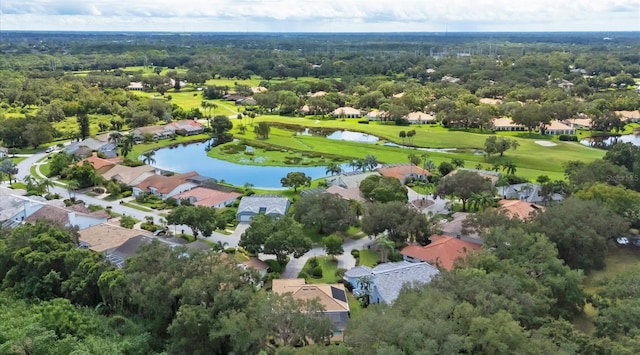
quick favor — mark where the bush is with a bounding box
[265,272,281,282]
[312,266,323,278]
[559,135,578,141]
[335,268,347,279]
[121,191,132,198]
[120,215,136,229]
[357,120,370,124]
[308,257,319,268]
[350,250,360,258]
[224,247,237,254]
[298,271,309,280]
[388,249,403,262]
[140,223,161,232]
[266,259,282,273]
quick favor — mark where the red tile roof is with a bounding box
[400,235,482,271]
[498,199,544,220]
[75,153,122,171]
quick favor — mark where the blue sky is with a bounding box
[1,0,639,32]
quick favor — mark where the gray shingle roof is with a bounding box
[237,195,290,216]
[344,265,373,278]
[325,172,380,189]
[373,261,440,304]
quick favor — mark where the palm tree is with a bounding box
[23,175,37,191]
[475,163,483,170]
[108,132,123,146]
[502,161,517,175]
[376,234,395,263]
[477,192,496,210]
[491,164,502,172]
[451,158,465,168]
[91,173,105,189]
[468,193,481,212]
[38,178,54,194]
[141,151,156,165]
[121,134,137,158]
[349,200,363,219]
[67,180,80,200]
[399,131,406,144]
[325,162,343,176]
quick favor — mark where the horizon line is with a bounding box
[1,30,638,34]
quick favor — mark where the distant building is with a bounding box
[326,172,380,189]
[404,111,435,124]
[447,168,501,187]
[100,164,156,186]
[78,223,150,253]
[133,171,199,200]
[165,120,205,136]
[377,164,431,184]
[497,183,564,204]
[498,199,545,220]
[173,187,242,208]
[65,138,118,159]
[130,125,175,142]
[492,117,526,131]
[331,107,362,118]
[25,204,109,230]
[544,120,575,135]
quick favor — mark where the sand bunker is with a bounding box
[535,140,557,147]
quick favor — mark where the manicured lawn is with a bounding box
[10,182,27,190]
[357,249,379,267]
[232,115,606,181]
[208,140,345,167]
[347,293,363,317]
[341,226,366,240]
[10,157,26,164]
[300,256,340,284]
[51,114,115,138]
[123,202,154,212]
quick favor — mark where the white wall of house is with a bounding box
[9,201,45,224]
[164,183,198,199]
[68,213,108,230]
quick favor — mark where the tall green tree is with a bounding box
[239,214,311,264]
[280,172,311,192]
[293,193,356,235]
[435,170,494,212]
[166,205,219,239]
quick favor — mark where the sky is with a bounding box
[1,0,639,32]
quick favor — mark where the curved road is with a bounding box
[15,149,382,280]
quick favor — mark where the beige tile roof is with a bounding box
[241,257,270,270]
[136,171,199,195]
[325,185,366,202]
[405,111,435,122]
[545,120,573,131]
[480,98,503,105]
[101,164,156,185]
[311,91,327,97]
[272,279,349,312]
[76,153,122,172]
[332,107,361,116]
[493,117,524,128]
[79,223,149,252]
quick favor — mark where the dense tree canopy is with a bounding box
[293,193,357,235]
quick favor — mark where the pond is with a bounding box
[148,140,350,189]
[580,134,640,148]
[299,128,456,152]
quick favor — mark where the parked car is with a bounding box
[45,146,55,153]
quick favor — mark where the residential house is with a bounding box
[479,98,503,105]
[401,235,482,271]
[544,120,575,135]
[236,97,257,106]
[0,146,8,159]
[0,188,53,228]
[239,257,270,279]
[441,76,461,84]
[447,168,501,187]
[272,279,350,338]
[366,110,388,121]
[101,164,156,186]
[565,117,593,130]
[498,199,544,220]
[165,120,205,136]
[310,91,327,98]
[126,82,144,91]
[25,204,109,230]
[440,212,478,238]
[173,187,242,208]
[133,171,199,200]
[615,110,640,123]
[377,164,431,183]
[130,125,175,142]
[497,183,564,204]
[74,153,122,174]
[325,185,366,202]
[392,92,405,98]
[344,261,440,304]
[105,235,181,268]
[404,111,435,124]
[251,87,268,94]
[236,195,290,222]
[65,138,118,159]
[492,117,526,131]
[299,105,311,115]
[325,171,380,189]
[78,223,149,253]
[331,107,362,118]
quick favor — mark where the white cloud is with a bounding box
[0,0,638,31]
